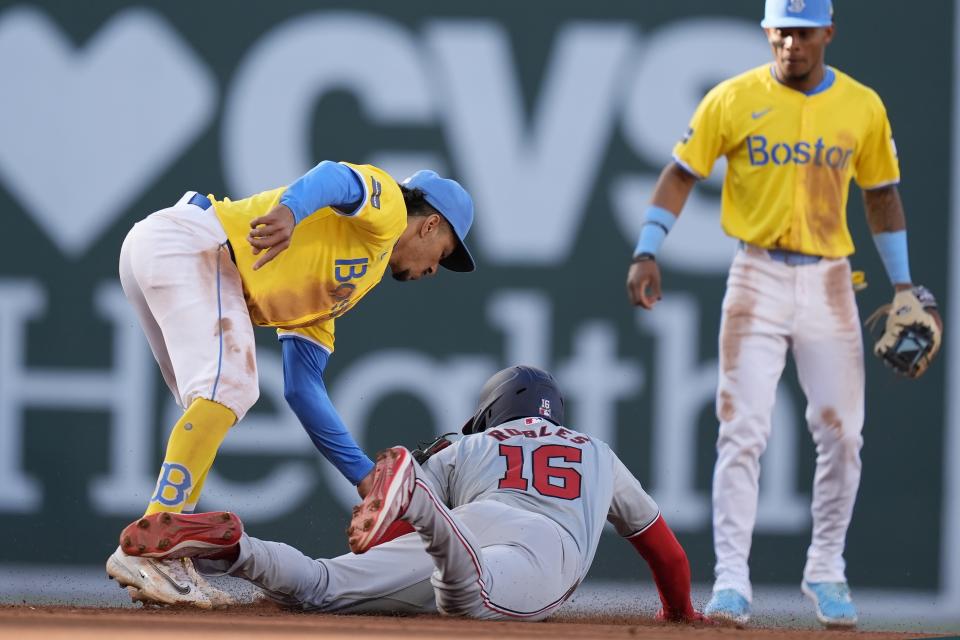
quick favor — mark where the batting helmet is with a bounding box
[461,365,565,435]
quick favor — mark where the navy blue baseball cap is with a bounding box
[761,0,833,28]
[402,170,476,272]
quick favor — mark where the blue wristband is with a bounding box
[634,206,678,257]
[872,230,912,285]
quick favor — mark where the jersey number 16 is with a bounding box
[497,444,583,500]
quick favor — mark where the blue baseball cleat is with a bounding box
[802,581,858,628]
[704,588,750,625]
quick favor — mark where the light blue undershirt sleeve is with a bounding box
[872,230,912,285]
[280,337,375,485]
[280,161,365,224]
[634,205,679,257]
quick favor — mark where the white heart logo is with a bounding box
[0,7,216,257]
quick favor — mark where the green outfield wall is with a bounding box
[0,0,954,599]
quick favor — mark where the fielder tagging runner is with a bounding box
[118,366,708,624]
[626,0,941,628]
[108,161,475,606]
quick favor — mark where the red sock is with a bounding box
[368,519,415,548]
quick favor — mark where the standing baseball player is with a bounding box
[626,0,940,628]
[118,366,708,624]
[107,160,475,607]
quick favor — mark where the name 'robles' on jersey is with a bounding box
[673,64,900,258]
[484,418,591,444]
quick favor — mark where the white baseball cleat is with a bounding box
[106,546,234,608]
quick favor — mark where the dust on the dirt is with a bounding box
[0,604,939,640]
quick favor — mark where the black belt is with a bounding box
[188,192,235,264]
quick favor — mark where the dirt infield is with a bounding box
[0,605,942,640]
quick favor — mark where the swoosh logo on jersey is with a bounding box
[751,108,772,119]
[145,559,192,595]
[0,7,216,257]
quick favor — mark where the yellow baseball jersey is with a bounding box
[212,163,406,352]
[673,65,900,258]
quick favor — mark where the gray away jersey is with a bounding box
[419,417,660,581]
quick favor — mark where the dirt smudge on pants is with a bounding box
[824,262,857,332]
[821,407,843,432]
[721,265,758,374]
[718,391,736,423]
[217,316,234,336]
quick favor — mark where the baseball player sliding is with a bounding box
[107,160,476,606]
[626,0,940,629]
[117,366,708,624]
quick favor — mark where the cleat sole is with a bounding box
[119,511,243,559]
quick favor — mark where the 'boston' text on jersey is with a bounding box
[747,135,853,169]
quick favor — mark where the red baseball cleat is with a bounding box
[347,447,416,554]
[119,511,243,559]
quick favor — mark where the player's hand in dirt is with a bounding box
[249,204,295,270]
[627,257,662,310]
[655,608,713,624]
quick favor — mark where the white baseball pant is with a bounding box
[203,497,581,620]
[118,191,259,421]
[712,245,865,601]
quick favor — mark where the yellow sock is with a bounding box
[145,398,235,515]
[183,467,209,513]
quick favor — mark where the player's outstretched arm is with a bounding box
[606,455,707,623]
[280,337,375,494]
[626,163,697,310]
[625,515,708,623]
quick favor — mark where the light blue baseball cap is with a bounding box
[402,170,476,272]
[761,0,833,28]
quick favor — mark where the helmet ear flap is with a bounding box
[461,404,493,435]
[475,407,493,433]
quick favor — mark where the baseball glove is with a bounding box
[411,433,457,464]
[866,285,942,378]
